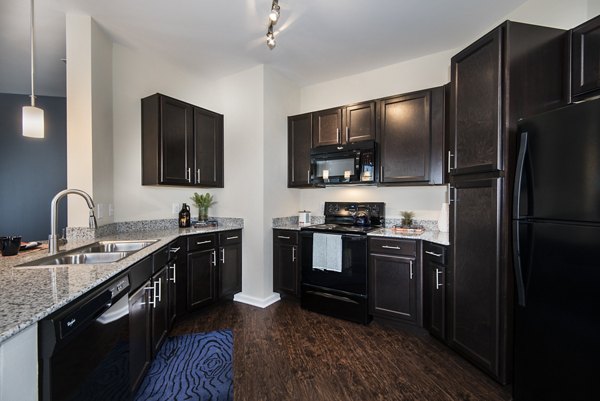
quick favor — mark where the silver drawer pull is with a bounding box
[196,240,212,245]
[382,245,401,250]
[409,260,413,280]
[435,268,443,289]
[211,250,217,266]
[169,263,176,283]
[425,251,442,257]
[169,247,181,254]
[226,236,239,240]
[277,235,290,239]
[220,247,225,264]
[292,246,296,262]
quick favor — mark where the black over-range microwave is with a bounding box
[310,141,377,185]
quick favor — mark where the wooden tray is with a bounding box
[392,226,425,235]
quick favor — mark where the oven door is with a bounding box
[300,231,367,295]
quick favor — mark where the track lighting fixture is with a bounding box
[266,24,276,50]
[269,0,280,23]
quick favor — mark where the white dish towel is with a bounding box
[312,233,343,272]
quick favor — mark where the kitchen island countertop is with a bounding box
[0,223,243,344]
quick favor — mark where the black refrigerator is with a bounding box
[512,98,600,401]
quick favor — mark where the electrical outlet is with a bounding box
[96,204,104,219]
[172,203,180,215]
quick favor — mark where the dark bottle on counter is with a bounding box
[179,203,191,228]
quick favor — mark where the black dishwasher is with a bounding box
[39,273,131,401]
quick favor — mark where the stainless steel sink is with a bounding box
[81,240,158,253]
[16,240,159,267]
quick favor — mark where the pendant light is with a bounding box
[23,0,44,139]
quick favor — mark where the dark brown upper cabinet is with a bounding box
[142,93,224,187]
[571,15,600,101]
[449,21,567,177]
[288,113,313,188]
[312,101,376,147]
[378,86,446,185]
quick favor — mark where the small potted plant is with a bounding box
[400,211,415,228]
[190,192,216,222]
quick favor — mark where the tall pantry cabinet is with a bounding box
[448,21,567,384]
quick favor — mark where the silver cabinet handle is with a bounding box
[220,247,225,264]
[409,260,413,280]
[336,127,340,143]
[382,245,401,250]
[155,277,162,304]
[211,250,217,266]
[449,186,456,204]
[345,126,349,143]
[435,268,443,289]
[277,235,290,240]
[143,284,155,306]
[196,168,201,183]
[197,240,212,245]
[226,236,239,240]
[425,251,442,257]
[307,169,310,184]
[292,246,297,262]
[169,262,176,283]
[169,247,181,254]
[448,150,453,173]
[186,167,191,183]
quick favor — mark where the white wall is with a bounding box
[65,15,114,226]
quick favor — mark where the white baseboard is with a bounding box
[233,292,281,308]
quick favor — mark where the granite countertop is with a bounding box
[0,223,243,344]
[367,228,450,246]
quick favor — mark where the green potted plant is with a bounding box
[190,192,216,222]
[400,211,415,228]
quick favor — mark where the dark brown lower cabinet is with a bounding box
[368,237,421,326]
[423,242,448,341]
[273,229,299,297]
[186,230,242,311]
[150,266,169,357]
[129,279,152,393]
[449,175,510,383]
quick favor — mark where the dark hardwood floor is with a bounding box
[171,298,512,401]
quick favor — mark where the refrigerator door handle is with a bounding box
[513,131,528,220]
[512,221,526,306]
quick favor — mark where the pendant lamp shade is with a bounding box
[23,105,44,138]
[23,0,44,139]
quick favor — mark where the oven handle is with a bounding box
[305,290,359,305]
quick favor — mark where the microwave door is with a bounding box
[313,157,357,184]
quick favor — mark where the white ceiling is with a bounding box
[0,0,528,98]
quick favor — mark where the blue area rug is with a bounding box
[134,330,233,401]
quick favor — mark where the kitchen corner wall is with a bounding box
[66,15,114,227]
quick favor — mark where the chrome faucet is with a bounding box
[49,189,97,254]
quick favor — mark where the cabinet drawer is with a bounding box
[219,230,242,245]
[369,237,416,257]
[187,233,217,252]
[273,230,298,245]
[129,255,153,292]
[153,245,170,272]
[423,242,447,265]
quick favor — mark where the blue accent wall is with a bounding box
[0,93,67,241]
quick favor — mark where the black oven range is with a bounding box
[300,202,384,324]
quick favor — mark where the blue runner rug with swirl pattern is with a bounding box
[134,330,234,401]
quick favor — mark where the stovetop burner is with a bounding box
[301,202,385,234]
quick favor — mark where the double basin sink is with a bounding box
[18,240,158,267]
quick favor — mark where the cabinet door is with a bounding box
[312,108,343,147]
[187,248,216,310]
[425,261,446,341]
[160,96,194,184]
[219,243,242,298]
[448,177,502,377]
[369,253,418,324]
[344,101,376,143]
[151,267,169,357]
[288,113,312,187]
[129,282,151,393]
[194,107,224,187]
[572,16,600,100]
[379,91,432,184]
[273,243,298,296]
[450,27,502,175]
